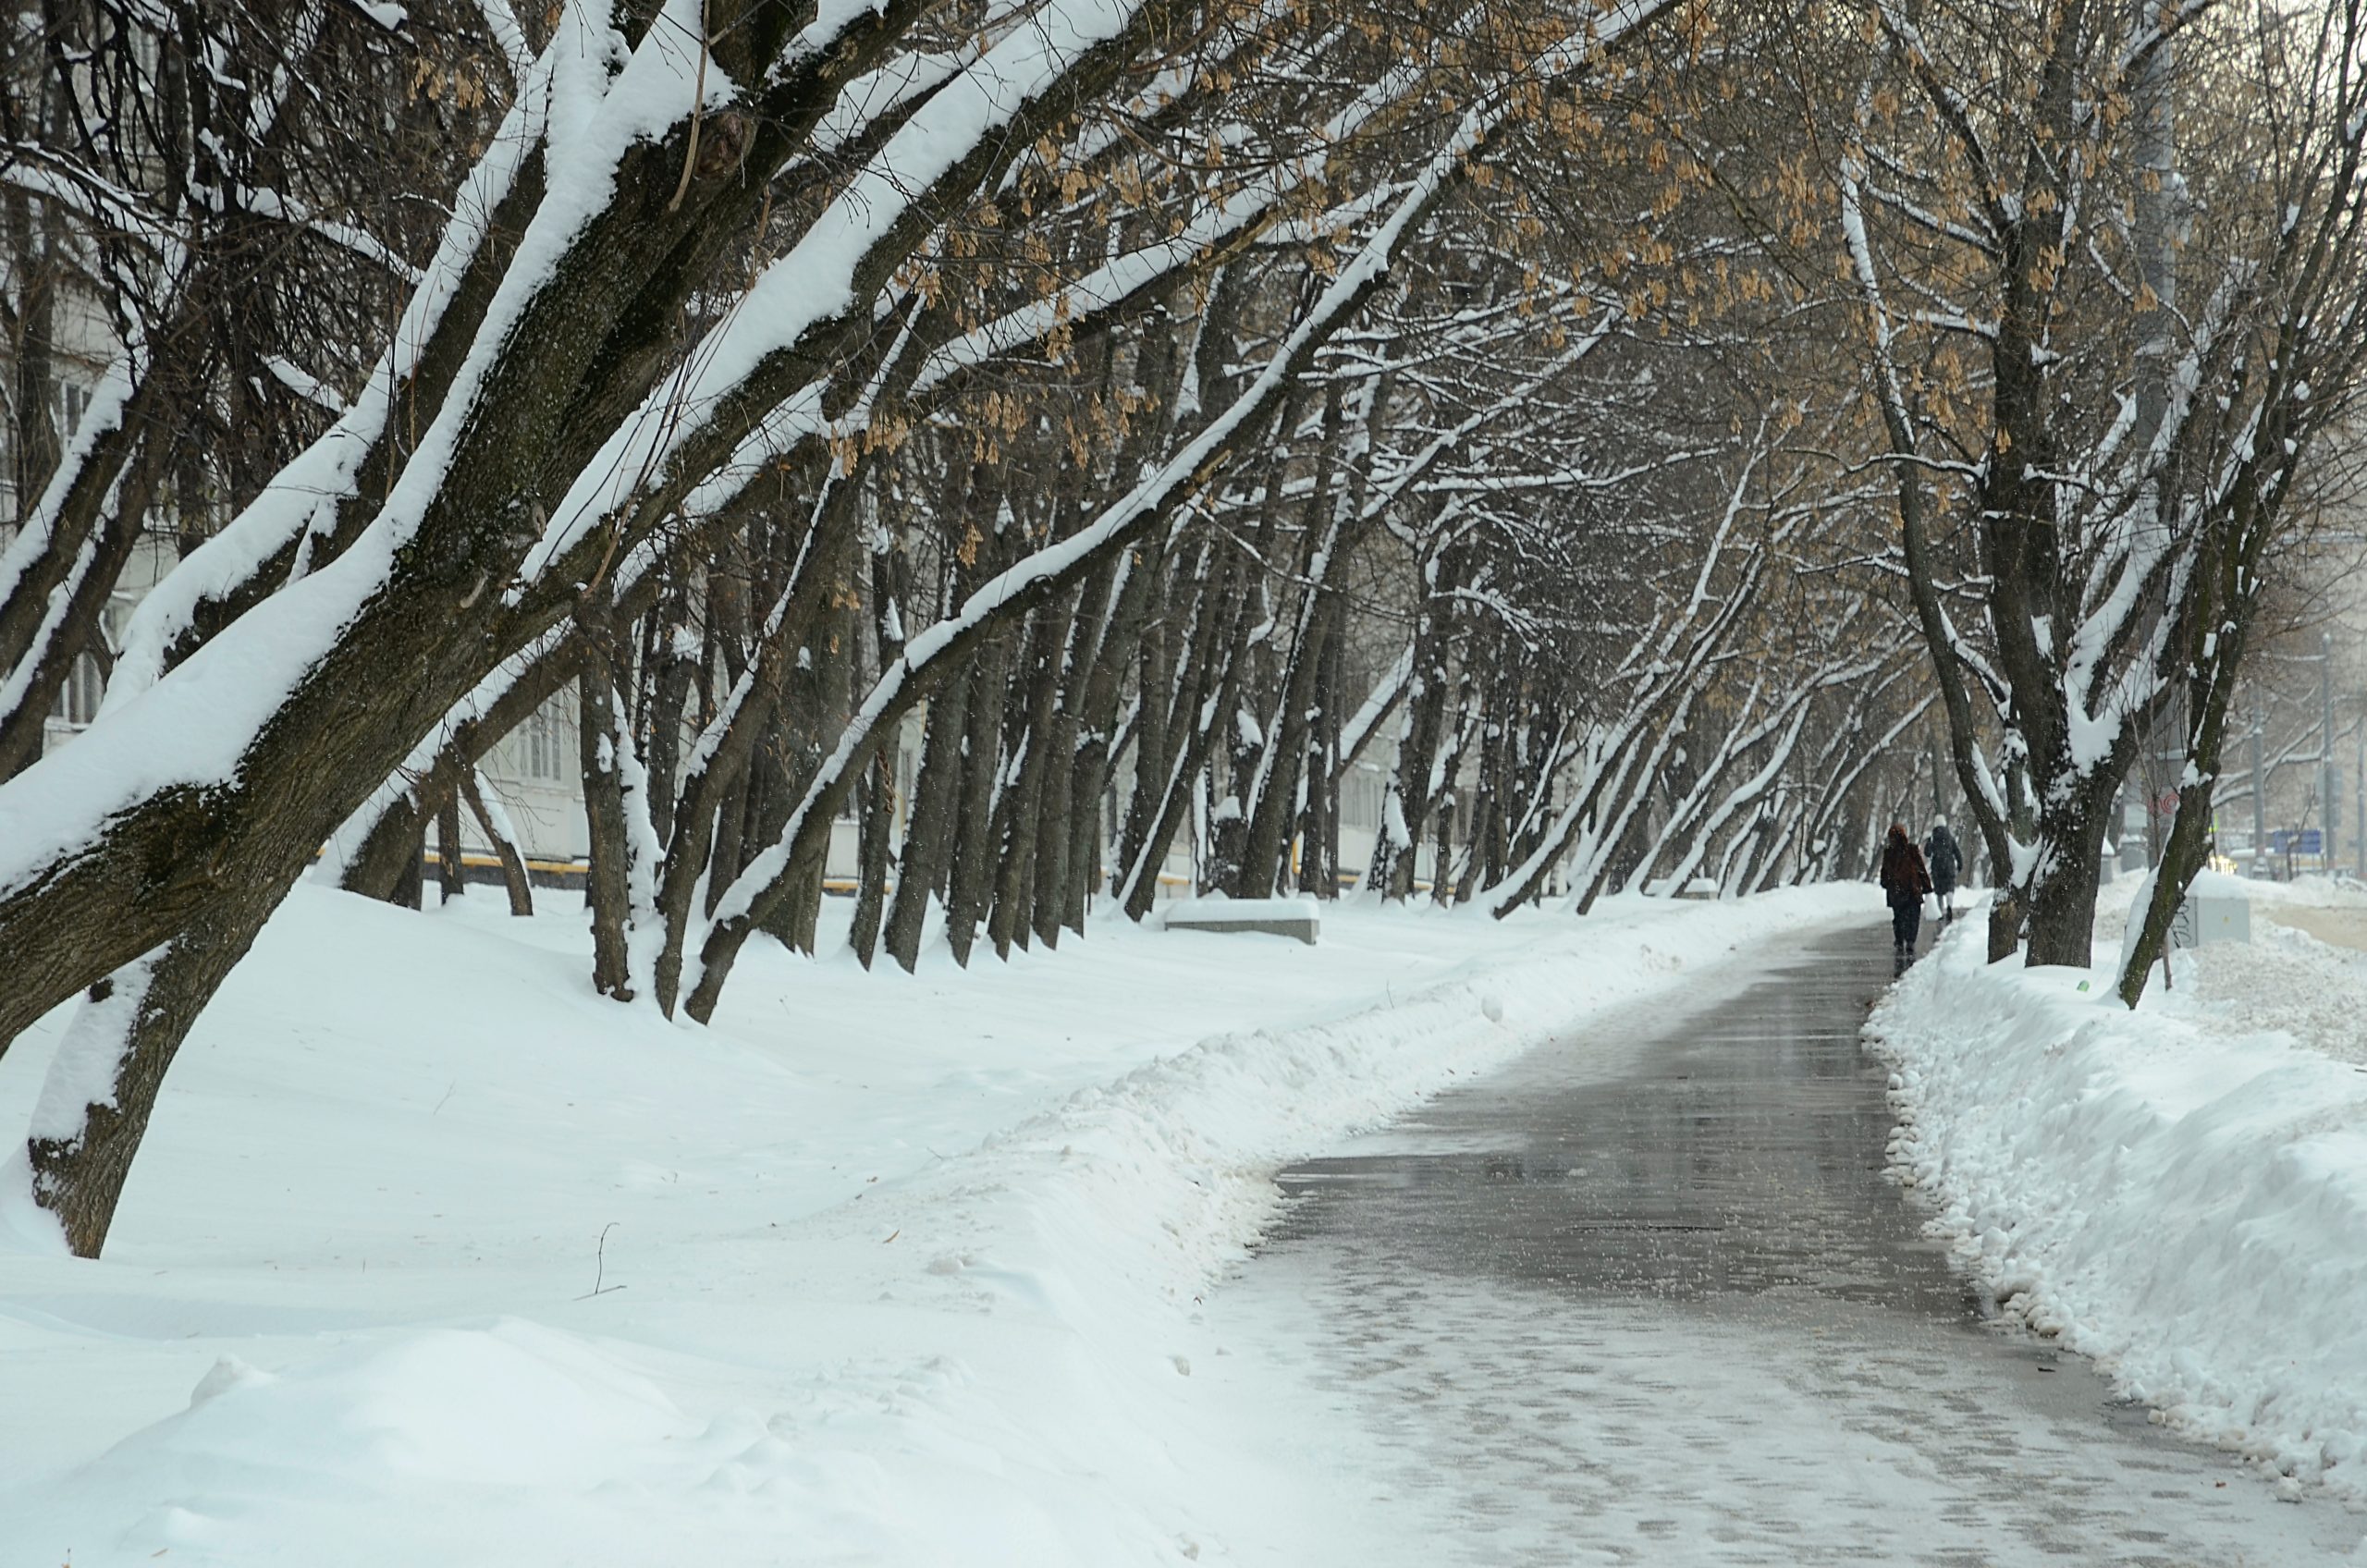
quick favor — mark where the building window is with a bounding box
[524,704,566,780]
[55,380,89,440]
[51,652,104,727]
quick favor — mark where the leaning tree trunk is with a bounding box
[460,767,535,916]
[943,627,1017,966]
[849,747,898,968]
[391,820,425,911]
[1112,555,1189,915]
[1119,567,1236,919]
[23,895,274,1255]
[437,794,465,902]
[1046,553,1155,937]
[849,548,908,967]
[883,667,972,972]
[1061,557,1159,933]
[1029,665,1084,948]
[987,599,1067,957]
[1371,565,1457,900]
[760,582,850,956]
[640,575,697,848]
[1305,619,1345,897]
[578,631,636,1000]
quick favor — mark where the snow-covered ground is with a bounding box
[2177,876,2367,1066]
[0,878,1865,1566]
[1869,875,2367,1507]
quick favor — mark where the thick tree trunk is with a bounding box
[2014,736,2117,966]
[943,631,1015,966]
[642,579,695,848]
[391,821,425,911]
[1373,557,1459,900]
[25,903,271,1256]
[1455,697,1508,902]
[2021,849,2105,966]
[706,763,754,918]
[1120,560,1234,919]
[883,669,971,972]
[437,794,465,903]
[1113,559,1184,913]
[770,624,839,955]
[987,608,1054,957]
[850,545,909,967]
[579,640,634,1000]
[1306,619,1344,896]
[1029,655,1083,947]
[1122,699,1229,918]
[1236,621,1324,899]
[849,747,898,967]
[742,722,794,945]
[1063,748,1110,930]
[346,783,447,904]
[1062,560,1158,932]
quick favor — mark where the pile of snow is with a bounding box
[2171,923,2367,1068]
[0,878,1867,1565]
[1869,895,2367,1503]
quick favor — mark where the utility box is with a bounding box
[2169,873,2251,948]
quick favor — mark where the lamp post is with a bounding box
[2252,721,2268,876]
[2325,631,2339,876]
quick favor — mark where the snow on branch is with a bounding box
[520,0,1180,591]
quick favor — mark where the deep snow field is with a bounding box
[0,877,1868,1566]
[1870,873,2367,1510]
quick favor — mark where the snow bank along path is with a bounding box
[0,880,1867,1565]
[1868,895,2367,1506]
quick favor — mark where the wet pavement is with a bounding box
[1201,923,2357,1566]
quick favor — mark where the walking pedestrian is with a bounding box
[1924,815,1962,924]
[1880,823,1932,956]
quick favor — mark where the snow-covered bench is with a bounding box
[1644,876,1721,900]
[1161,896,1320,945]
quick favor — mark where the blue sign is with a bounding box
[2271,829,2324,855]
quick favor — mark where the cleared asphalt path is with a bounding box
[1196,923,2354,1566]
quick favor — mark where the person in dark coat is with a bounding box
[1924,815,1963,923]
[1880,822,1932,955]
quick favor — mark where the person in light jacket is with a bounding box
[1880,823,1932,956]
[1924,815,1962,923]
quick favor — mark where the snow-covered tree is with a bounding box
[1834,0,2367,975]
